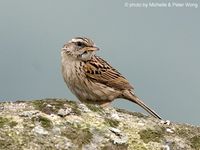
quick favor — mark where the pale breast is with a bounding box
[61,54,121,102]
[61,56,81,94]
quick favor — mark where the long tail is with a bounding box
[123,91,162,119]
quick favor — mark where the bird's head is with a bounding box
[61,37,99,61]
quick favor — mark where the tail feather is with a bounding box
[123,91,162,119]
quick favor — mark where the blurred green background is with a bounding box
[0,0,199,125]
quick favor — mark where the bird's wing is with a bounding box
[83,56,134,90]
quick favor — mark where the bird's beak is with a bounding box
[61,48,67,51]
[84,46,99,52]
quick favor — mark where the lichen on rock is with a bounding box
[0,98,199,150]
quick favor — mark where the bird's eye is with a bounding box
[77,42,83,47]
[82,51,87,55]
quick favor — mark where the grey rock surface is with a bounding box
[0,99,199,150]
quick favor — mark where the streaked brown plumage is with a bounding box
[61,37,161,119]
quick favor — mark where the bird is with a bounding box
[61,37,162,119]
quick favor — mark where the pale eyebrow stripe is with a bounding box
[70,37,94,46]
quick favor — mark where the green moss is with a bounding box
[8,121,18,128]
[86,103,104,113]
[32,99,81,115]
[115,108,147,118]
[0,117,17,128]
[130,141,147,150]
[102,142,128,150]
[0,133,15,149]
[176,125,200,149]
[32,99,65,114]
[0,129,35,150]
[176,126,192,138]
[0,117,9,128]
[15,100,26,103]
[104,118,120,128]
[32,116,53,129]
[67,101,81,115]
[138,128,164,143]
[0,130,20,149]
[190,135,200,149]
[61,123,92,148]
[67,100,77,105]
[32,100,48,112]
[132,145,147,150]
[38,116,52,128]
